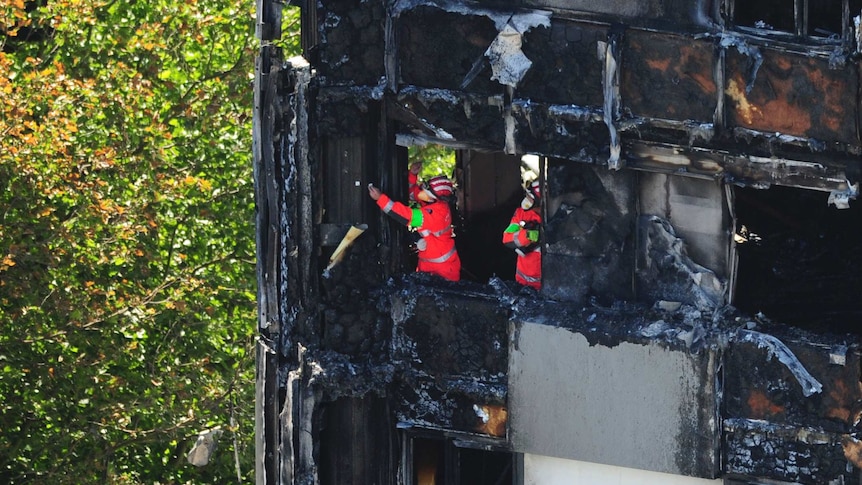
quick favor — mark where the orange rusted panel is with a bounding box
[474,404,507,437]
[843,437,862,469]
[747,389,785,418]
[824,377,862,424]
[725,48,858,144]
[622,31,717,122]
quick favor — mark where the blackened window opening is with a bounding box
[809,0,844,37]
[734,0,796,32]
[413,438,446,484]
[393,146,537,285]
[733,0,861,39]
[411,437,513,485]
[458,447,513,485]
[455,151,529,284]
[734,185,862,335]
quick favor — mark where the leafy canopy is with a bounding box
[0,0,300,483]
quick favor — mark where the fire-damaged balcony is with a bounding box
[254,0,862,483]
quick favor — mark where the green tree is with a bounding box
[0,0,297,482]
[408,144,456,179]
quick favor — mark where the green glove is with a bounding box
[526,230,539,242]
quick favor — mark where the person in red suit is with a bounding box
[368,162,461,282]
[502,180,542,289]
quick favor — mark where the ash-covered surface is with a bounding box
[386,275,511,436]
[315,0,386,84]
[510,294,733,352]
[392,87,508,147]
[316,88,382,137]
[542,161,636,304]
[398,6,500,94]
[724,419,858,484]
[306,349,397,401]
[320,235,393,357]
[518,21,605,106]
[390,276,510,377]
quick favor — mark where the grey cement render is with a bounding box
[508,320,719,478]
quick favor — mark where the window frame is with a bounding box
[728,0,859,45]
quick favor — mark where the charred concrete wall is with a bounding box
[508,304,720,478]
[543,161,636,303]
[254,0,862,483]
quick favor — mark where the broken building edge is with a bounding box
[254,0,862,483]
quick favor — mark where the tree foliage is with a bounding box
[0,0,287,483]
[408,144,456,179]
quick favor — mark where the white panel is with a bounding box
[509,322,718,477]
[523,454,723,485]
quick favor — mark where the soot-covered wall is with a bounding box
[255,0,862,482]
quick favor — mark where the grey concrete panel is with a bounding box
[508,320,719,478]
[638,172,728,276]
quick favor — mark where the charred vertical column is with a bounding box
[254,30,322,483]
[253,39,282,485]
[602,24,624,170]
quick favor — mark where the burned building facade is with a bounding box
[254,0,862,483]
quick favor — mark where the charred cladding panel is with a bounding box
[315,0,385,84]
[518,21,605,106]
[317,89,381,137]
[542,161,636,304]
[511,104,609,162]
[522,0,715,31]
[391,288,508,377]
[391,88,508,149]
[622,31,716,123]
[723,328,862,483]
[398,6,500,93]
[725,48,858,145]
[390,283,509,438]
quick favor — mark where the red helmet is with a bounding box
[526,180,541,200]
[426,176,454,198]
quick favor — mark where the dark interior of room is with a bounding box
[734,184,862,336]
[412,438,512,485]
[452,151,524,284]
[734,0,862,38]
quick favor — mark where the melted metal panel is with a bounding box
[723,327,862,483]
[390,87,507,149]
[519,21,607,106]
[725,48,858,145]
[622,31,717,122]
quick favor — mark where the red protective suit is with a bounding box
[502,207,542,289]
[376,176,461,282]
